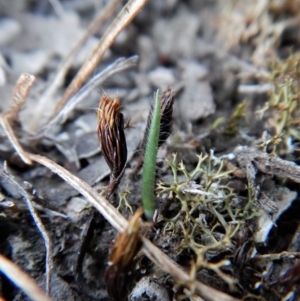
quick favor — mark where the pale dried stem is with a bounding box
[38,56,138,135]
[10,73,36,120]
[0,117,32,164]
[50,0,148,119]
[141,238,239,301]
[32,0,122,132]
[27,153,128,231]
[0,73,35,164]
[1,167,53,296]
[0,254,54,301]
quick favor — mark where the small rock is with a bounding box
[9,50,50,75]
[66,197,90,222]
[153,6,200,60]
[179,60,209,81]
[133,73,151,96]
[179,81,215,121]
[148,66,176,89]
[129,277,170,301]
[138,35,158,72]
[0,18,21,46]
[75,132,100,159]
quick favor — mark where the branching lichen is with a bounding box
[257,54,300,155]
[157,151,261,286]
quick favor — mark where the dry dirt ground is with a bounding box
[0,1,300,301]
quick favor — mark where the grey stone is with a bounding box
[179,81,215,121]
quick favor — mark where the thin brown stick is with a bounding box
[50,0,148,119]
[11,73,36,119]
[25,152,240,301]
[27,153,128,231]
[31,0,122,132]
[0,166,53,296]
[0,254,54,301]
[0,117,32,164]
[142,239,239,301]
[0,73,35,164]
[38,55,138,135]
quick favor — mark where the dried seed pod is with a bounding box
[97,95,127,199]
[105,209,143,301]
[131,88,175,177]
[143,88,175,150]
[158,88,176,146]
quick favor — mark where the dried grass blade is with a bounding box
[26,153,128,231]
[37,55,138,135]
[11,73,36,119]
[0,73,35,164]
[0,117,32,164]
[0,166,53,295]
[50,0,148,120]
[0,254,53,301]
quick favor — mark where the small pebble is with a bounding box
[129,277,170,301]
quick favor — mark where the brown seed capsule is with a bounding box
[97,95,127,199]
[131,88,175,178]
[142,88,175,150]
[105,209,143,301]
[158,88,176,147]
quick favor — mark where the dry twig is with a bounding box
[0,73,35,164]
[38,55,138,135]
[0,165,53,296]
[0,254,53,301]
[10,73,36,118]
[0,116,32,164]
[235,146,300,183]
[50,0,148,119]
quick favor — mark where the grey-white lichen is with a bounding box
[156,150,262,286]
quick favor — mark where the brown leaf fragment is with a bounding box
[97,95,127,199]
[105,208,143,301]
